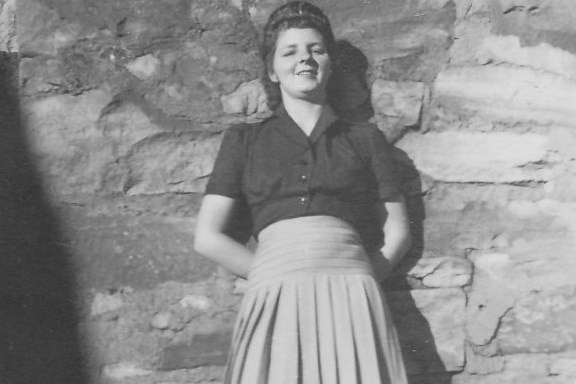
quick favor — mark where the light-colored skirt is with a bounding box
[224,216,408,384]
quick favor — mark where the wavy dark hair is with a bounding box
[261,1,336,110]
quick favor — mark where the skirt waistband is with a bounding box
[247,216,375,290]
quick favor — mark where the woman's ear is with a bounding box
[269,71,279,83]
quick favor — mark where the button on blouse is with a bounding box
[205,105,401,252]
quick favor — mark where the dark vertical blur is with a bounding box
[0,52,89,384]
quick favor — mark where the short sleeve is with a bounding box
[368,127,402,201]
[205,125,247,198]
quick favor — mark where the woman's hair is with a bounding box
[261,1,336,110]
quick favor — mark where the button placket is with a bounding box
[297,149,313,208]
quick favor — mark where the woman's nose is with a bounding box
[300,50,312,63]
[300,52,314,63]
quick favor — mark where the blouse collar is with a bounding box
[273,104,339,145]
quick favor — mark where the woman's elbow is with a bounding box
[193,231,215,257]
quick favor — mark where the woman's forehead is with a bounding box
[276,28,325,46]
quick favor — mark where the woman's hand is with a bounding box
[194,194,255,278]
[370,250,393,282]
[377,195,412,281]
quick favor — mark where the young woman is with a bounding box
[194,2,411,383]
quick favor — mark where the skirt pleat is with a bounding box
[224,216,408,384]
[268,282,301,384]
[315,277,339,384]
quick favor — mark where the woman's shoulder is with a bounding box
[338,119,386,142]
[226,121,261,135]
[223,121,265,145]
[335,119,397,165]
[227,117,275,134]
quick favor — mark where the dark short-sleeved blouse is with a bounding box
[205,105,401,252]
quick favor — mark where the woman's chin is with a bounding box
[282,89,326,103]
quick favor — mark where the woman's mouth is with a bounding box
[297,70,317,76]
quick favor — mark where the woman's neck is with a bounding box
[282,98,326,136]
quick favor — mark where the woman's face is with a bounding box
[269,28,332,104]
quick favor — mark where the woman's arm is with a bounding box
[373,195,412,281]
[194,194,255,279]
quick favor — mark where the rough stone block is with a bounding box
[389,288,466,373]
[465,345,505,375]
[503,200,576,291]
[220,79,269,116]
[498,287,576,354]
[62,207,216,290]
[496,0,546,10]
[420,184,552,256]
[145,79,223,124]
[22,90,122,196]
[505,353,550,375]
[125,132,221,195]
[397,131,551,183]
[19,57,61,95]
[97,102,164,154]
[421,203,503,256]
[17,0,85,55]
[433,65,576,128]
[24,90,113,147]
[466,253,516,346]
[550,127,576,166]
[416,0,453,9]
[0,0,16,52]
[372,80,427,127]
[327,0,454,61]
[406,256,472,288]
[85,280,239,372]
[372,80,428,141]
[466,199,576,351]
[478,35,576,80]
[151,312,172,330]
[80,193,203,219]
[102,362,153,380]
[454,0,490,19]
[91,292,124,316]
[25,93,198,198]
[491,0,576,54]
[161,330,233,370]
[550,357,576,377]
[180,295,212,311]
[449,15,492,65]
[126,54,160,80]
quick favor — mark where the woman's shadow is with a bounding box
[329,40,450,383]
[0,53,91,383]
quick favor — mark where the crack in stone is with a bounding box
[502,5,539,15]
[475,305,514,348]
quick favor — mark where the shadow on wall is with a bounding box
[0,53,90,383]
[390,150,451,384]
[329,41,450,383]
[328,40,375,123]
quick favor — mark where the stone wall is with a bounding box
[9,0,576,383]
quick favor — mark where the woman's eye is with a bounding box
[282,51,295,57]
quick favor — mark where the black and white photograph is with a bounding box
[1,0,576,383]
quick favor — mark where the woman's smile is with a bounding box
[297,69,317,76]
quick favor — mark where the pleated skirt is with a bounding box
[224,216,408,384]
